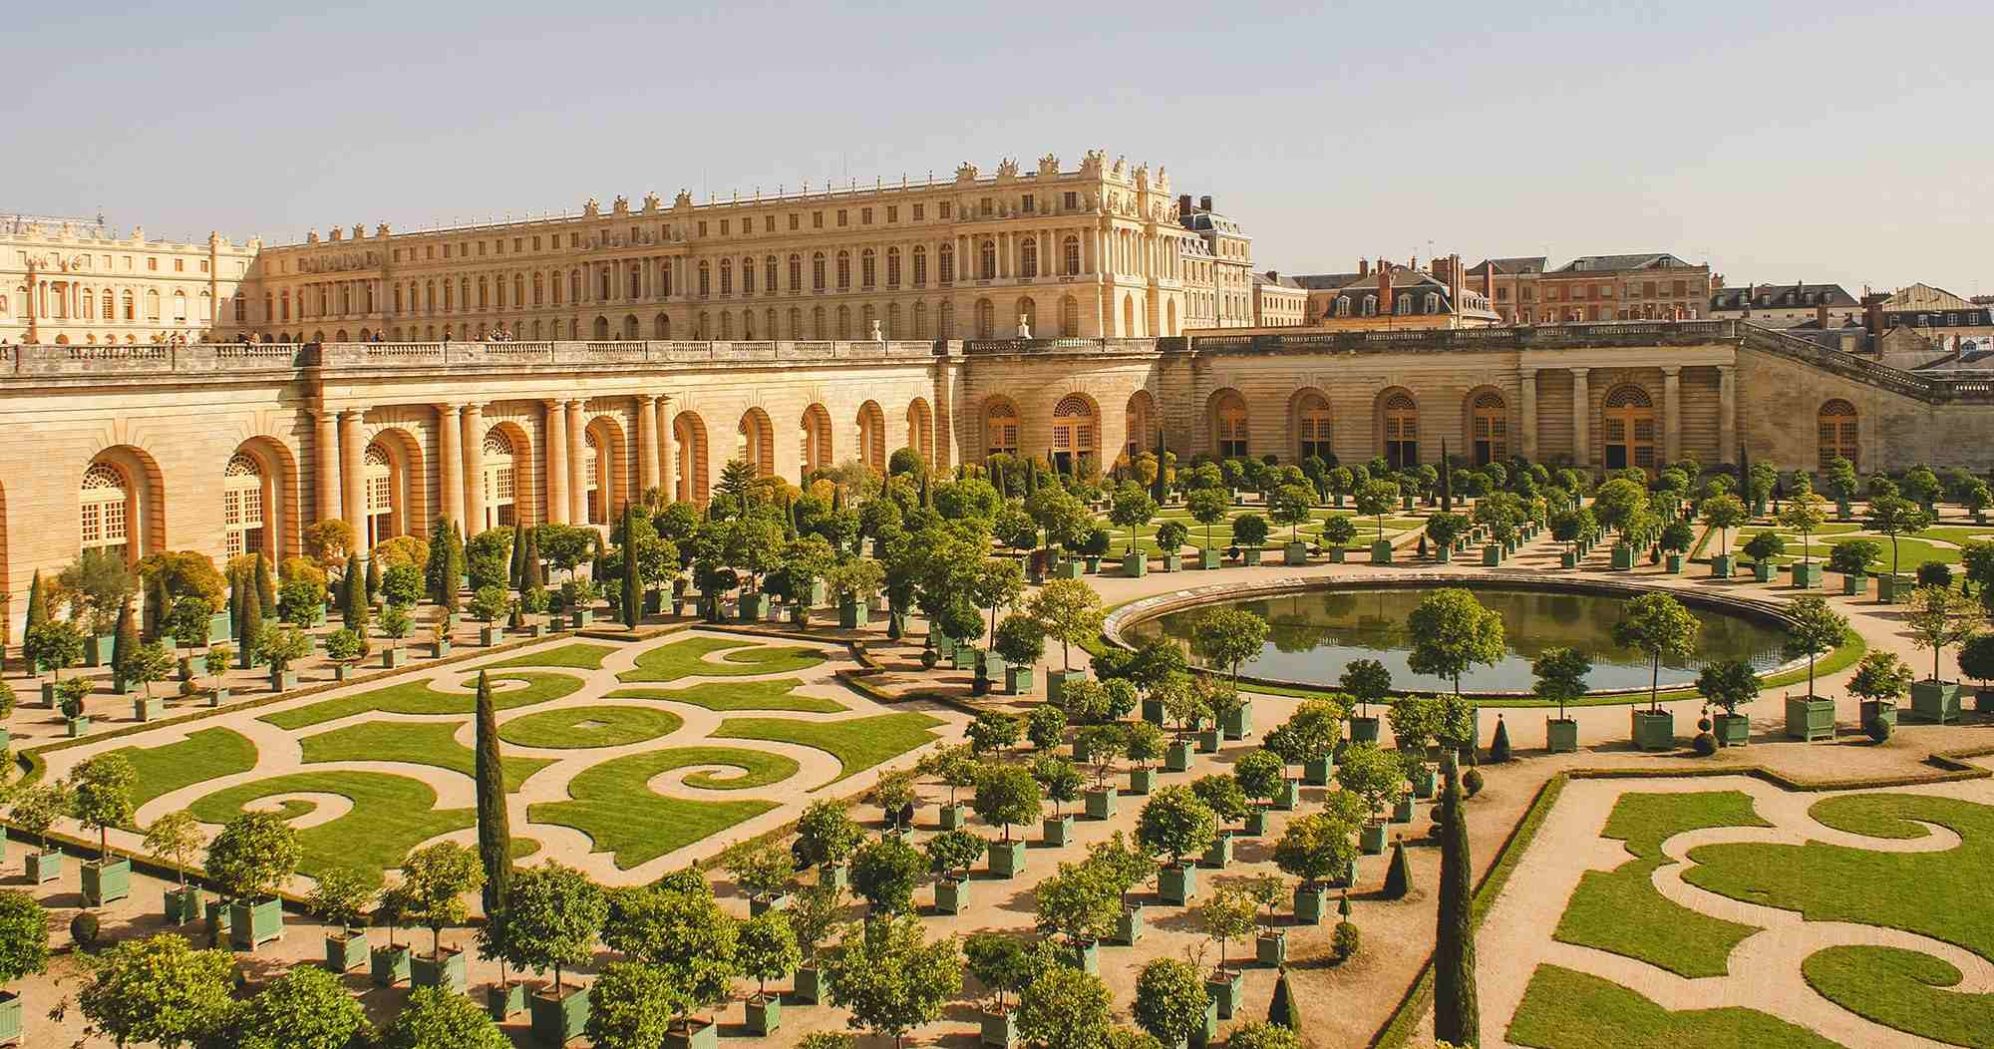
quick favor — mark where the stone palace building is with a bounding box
[4,152,1992,638]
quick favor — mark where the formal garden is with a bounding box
[3,447,1994,1047]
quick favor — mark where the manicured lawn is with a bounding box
[498,705,685,749]
[106,727,259,822]
[605,678,846,713]
[617,636,826,684]
[1687,792,1994,962]
[189,770,473,886]
[1554,790,1768,977]
[527,746,795,869]
[485,642,618,670]
[297,721,553,791]
[1506,964,1841,1049]
[261,671,585,730]
[1802,944,1994,1048]
[712,711,944,782]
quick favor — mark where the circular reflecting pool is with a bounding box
[1121,584,1789,694]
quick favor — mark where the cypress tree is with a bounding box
[524,527,545,589]
[1439,441,1453,513]
[1268,967,1294,1029]
[1151,427,1170,505]
[111,597,139,682]
[237,575,264,667]
[226,569,242,636]
[1489,714,1512,763]
[1434,754,1480,1046]
[1381,839,1412,900]
[427,517,461,613]
[254,553,276,612]
[472,671,513,918]
[365,555,382,604]
[509,520,528,590]
[24,570,48,633]
[145,571,169,640]
[620,504,641,628]
[341,554,369,635]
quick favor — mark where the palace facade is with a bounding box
[2,215,259,346]
[4,319,1991,639]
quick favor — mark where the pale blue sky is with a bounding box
[14,1,1992,296]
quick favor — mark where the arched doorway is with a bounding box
[799,404,833,479]
[673,412,710,505]
[1381,390,1419,469]
[983,398,1020,460]
[1602,385,1656,472]
[906,399,935,465]
[856,401,886,473]
[361,444,398,548]
[740,408,776,478]
[223,446,289,562]
[483,429,518,530]
[1125,390,1159,461]
[1051,394,1098,476]
[1211,390,1249,459]
[1293,390,1332,464]
[80,461,136,563]
[1469,390,1508,466]
[584,418,627,525]
[1817,399,1858,469]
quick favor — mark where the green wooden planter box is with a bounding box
[1713,712,1751,746]
[819,863,848,891]
[81,857,131,907]
[1208,970,1245,1019]
[1878,574,1913,604]
[1482,544,1502,567]
[1330,547,1348,564]
[737,593,765,622]
[1560,550,1577,569]
[1784,696,1836,740]
[1391,796,1416,824]
[1159,862,1198,904]
[1843,571,1869,596]
[938,804,967,831]
[1084,556,1103,573]
[748,892,789,917]
[952,644,978,671]
[1114,905,1145,945]
[230,897,285,951]
[164,887,203,924]
[1164,552,1182,572]
[1370,540,1393,564]
[1411,763,1437,799]
[1546,717,1579,753]
[326,932,368,973]
[1256,931,1287,967]
[1746,559,1773,582]
[382,646,409,668]
[746,997,781,1037]
[1124,551,1150,577]
[488,981,527,1022]
[1201,831,1233,869]
[934,876,969,913]
[1303,756,1333,786]
[1237,546,1260,566]
[1045,669,1085,704]
[0,991,21,1046]
[530,985,590,1046]
[1199,548,1222,570]
[1243,810,1268,837]
[132,695,165,722]
[1197,727,1222,753]
[479,625,503,647]
[1272,777,1300,811]
[67,716,91,737]
[84,633,114,667]
[981,1009,1018,1048]
[1221,698,1251,740]
[989,839,1027,878]
[1792,562,1824,589]
[1611,545,1636,571]
[1631,709,1676,750]
[1360,822,1387,854]
[205,899,230,943]
[1042,815,1075,847]
[371,944,411,987]
[1165,739,1195,772]
[1004,664,1033,694]
[1349,716,1381,743]
[1910,680,1961,724]
[1283,541,1308,566]
[1058,559,1085,579]
[1294,884,1329,924]
[268,668,297,692]
[1977,688,1994,714]
[839,599,870,628]
[411,949,467,993]
[1861,700,1898,732]
[1664,553,1686,573]
[1128,767,1157,795]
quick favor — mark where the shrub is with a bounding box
[1330,920,1360,965]
[1462,768,1484,797]
[70,911,101,951]
[1691,732,1718,757]
[1866,715,1894,744]
[1917,562,1954,589]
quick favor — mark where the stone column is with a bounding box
[1662,365,1682,465]
[1570,367,1591,467]
[1519,369,1538,462]
[339,409,366,540]
[314,409,340,525]
[437,404,464,529]
[657,396,678,503]
[463,404,487,532]
[1717,364,1738,465]
[567,400,588,524]
[544,400,569,525]
[636,394,660,497]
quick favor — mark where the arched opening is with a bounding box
[983,398,1020,460]
[1051,394,1099,476]
[1016,297,1037,338]
[1817,399,1858,470]
[1601,385,1656,472]
[1125,390,1159,461]
[906,398,934,464]
[975,298,995,340]
[362,444,399,548]
[654,313,671,339]
[586,417,629,525]
[1060,295,1080,337]
[1469,389,1508,466]
[225,438,300,563]
[1293,390,1333,463]
[593,316,610,340]
[673,412,710,506]
[1380,389,1419,469]
[799,404,833,479]
[1211,390,1249,459]
[81,447,163,564]
[1122,294,1135,337]
[739,407,776,478]
[856,401,887,473]
[483,428,518,531]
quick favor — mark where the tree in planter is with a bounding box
[115,638,175,700]
[1531,646,1592,724]
[1612,592,1700,713]
[964,932,1035,1016]
[1186,488,1231,554]
[75,933,236,1049]
[377,986,511,1049]
[1590,477,1648,540]
[1870,495,1933,581]
[1133,957,1211,1049]
[252,624,313,682]
[1742,530,1786,570]
[144,810,204,899]
[851,833,926,916]
[1341,658,1392,720]
[1274,795,1366,890]
[1959,634,1994,696]
[164,596,216,663]
[311,864,374,945]
[54,676,91,724]
[1264,697,1343,773]
[869,769,920,830]
[924,829,988,890]
[1032,754,1085,820]
[1353,479,1400,544]
[1075,725,1126,792]
[381,562,423,614]
[1025,704,1067,753]
[1779,490,1830,570]
[1405,588,1505,695]
[966,710,1023,756]
[728,842,795,909]
[1268,484,1314,547]
[1155,519,1191,560]
[1193,607,1268,684]
[1782,595,1848,699]
[1190,774,1249,834]
[916,744,980,811]
[1908,585,1984,684]
[468,585,509,632]
[223,962,372,1049]
[823,914,963,1049]
[1849,651,1914,719]
[1231,512,1270,554]
[1109,482,1160,555]
[23,618,84,687]
[205,809,302,914]
[737,909,802,1001]
[1025,578,1104,674]
[1548,507,1595,562]
[973,762,1044,843]
[1335,743,1402,826]
[1659,519,1695,562]
[1233,748,1287,813]
[1422,512,1467,556]
[69,753,137,874]
[7,781,70,858]
[277,575,325,629]
[1828,538,1881,581]
[499,862,607,997]
[794,799,865,871]
[398,842,483,957]
[1017,960,1116,1049]
[1125,719,1166,771]
[322,628,365,675]
[0,891,49,1021]
[1695,660,1763,731]
[1136,785,1218,871]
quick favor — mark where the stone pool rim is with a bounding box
[1102,570,1809,700]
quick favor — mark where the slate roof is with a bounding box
[1551,252,1698,273]
[1711,283,1859,312]
[1466,256,1547,276]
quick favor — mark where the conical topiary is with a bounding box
[111,597,139,682]
[523,527,545,590]
[365,556,381,605]
[254,553,275,612]
[620,503,641,629]
[473,671,512,917]
[1434,755,1480,1045]
[237,573,263,666]
[509,520,527,590]
[341,554,369,634]
[1381,839,1412,900]
[1268,967,1294,1028]
[1490,714,1512,763]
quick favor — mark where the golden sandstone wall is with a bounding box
[2,321,1988,637]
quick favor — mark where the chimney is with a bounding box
[1483,261,1496,300]
[1432,256,1451,285]
[1178,194,1192,218]
[1358,257,1370,278]
[1448,253,1463,314]
[1816,303,1829,329]
[1199,195,1213,212]
[1378,263,1395,315]
[1862,292,1887,335]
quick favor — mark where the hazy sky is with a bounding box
[13,1,1992,296]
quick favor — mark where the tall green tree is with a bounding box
[1432,755,1479,1045]
[426,516,463,612]
[78,933,236,1049]
[620,503,643,627]
[1406,588,1506,695]
[473,671,512,918]
[823,915,963,1049]
[340,553,369,635]
[1613,592,1700,712]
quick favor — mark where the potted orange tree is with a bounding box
[1781,596,1845,741]
[1849,651,1912,738]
